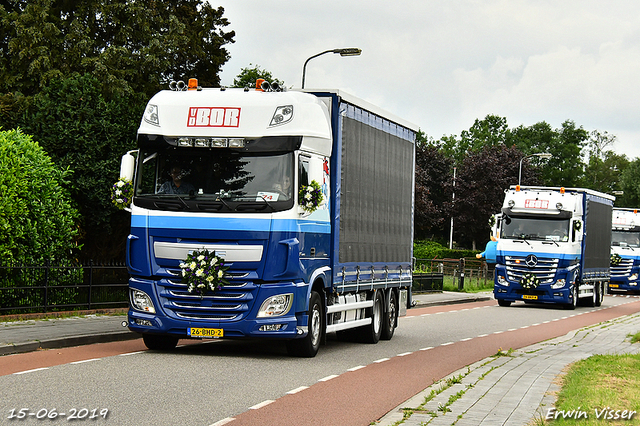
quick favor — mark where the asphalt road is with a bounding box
[2,296,639,426]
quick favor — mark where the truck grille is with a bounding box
[505,255,559,284]
[156,273,257,321]
[611,258,633,278]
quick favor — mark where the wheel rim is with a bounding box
[572,286,577,307]
[388,297,396,330]
[373,296,382,334]
[310,304,321,345]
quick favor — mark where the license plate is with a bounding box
[523,295,538,300]
[188,327,223,338]
[609,284,619,288]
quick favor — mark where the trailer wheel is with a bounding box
[142,334,179,351]
[595,281,604,307]
[287,291,322,357]
[380,290,397,341]
[363,290,383,344]
[564,285,578,310]
[497,300,511,307]
[587,283,597,307]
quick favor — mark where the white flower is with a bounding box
[218,270,224,278]
[206,275,214,282]
[305,192,312,200]
[190,262,197,270]
[182,269,186,277]
[197,283,205,289]
[116,199,124,204]
[210,258,218,266]
[195,269,204,277]
[197,255,205,261]
[116,180,125,187]
[306,202,313,208]
[115,189,122,196]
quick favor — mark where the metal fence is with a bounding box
[413,258,495,292]
[0,261,129,314]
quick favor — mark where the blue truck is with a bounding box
[610,208,640,293]
[493,186,614,309]
[119,79,417,356]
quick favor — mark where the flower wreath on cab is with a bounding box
[180,249,230,298]
[299,180,323,213]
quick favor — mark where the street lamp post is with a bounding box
[518,153,552,186]
[301,48,362,89]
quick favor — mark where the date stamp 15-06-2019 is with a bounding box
[7,408,109,421]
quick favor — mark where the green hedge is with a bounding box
[413,240,478,260]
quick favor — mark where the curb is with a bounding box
[412,294,492,307]
[0,330,140,356]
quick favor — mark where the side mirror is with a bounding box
[120,151,136,181]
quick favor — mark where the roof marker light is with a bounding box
[515,185,521,192]
[560,187,565,194]
[188,78,198,91]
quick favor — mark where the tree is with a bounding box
[19,73,144,261]
[509,120,587,187]
[232,64,284,89]
[414,131,453,241]
[0,129,79,264]
[618,159,640,207]
[582,130,628,195]
[453,145,533,249]
[0,0,235,99]
[439,115,510,165]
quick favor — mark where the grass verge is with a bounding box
[546,352,640,424]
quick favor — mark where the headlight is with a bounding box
[551,279,566,289]
[130,289,156,313]
[497,275,509,286]
[629,274,638,281]
[257,294,293,317]
[143,104,159,126]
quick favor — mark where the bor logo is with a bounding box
[187,107,241,127]
[525,254,538,267]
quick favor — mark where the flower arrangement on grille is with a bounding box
[520,273,540,290]
[179,249,229,297]
[611,253,622,267]
[111,178,134,210]
[299,180,324,213]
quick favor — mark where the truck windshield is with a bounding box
[501,217,570,242]
[133,149,294,212]
[612,231,640,247]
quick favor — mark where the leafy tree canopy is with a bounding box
[0,128,80,264]
[19,73,145,260]
[414,130,453,241]
[232,64,284,89]
[0,0,235,100]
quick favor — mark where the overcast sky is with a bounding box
[215,1,640,160]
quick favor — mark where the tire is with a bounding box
[595,281,604,307]
[587,283,597,307]
[362,290,383,344]
[142,334,179,351]
[380,290,397,341]
[564,285,578,310]
[497,299,511,307]
[287,291,323,357]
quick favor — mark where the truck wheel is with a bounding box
[595,281,603,307]
[380,290,397,341]
[363,290,383,344]
[287,291,322,357]
[564,285,578,310]
[587,284,597,307]
[497,300,511,307]
[142,334,179,350]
